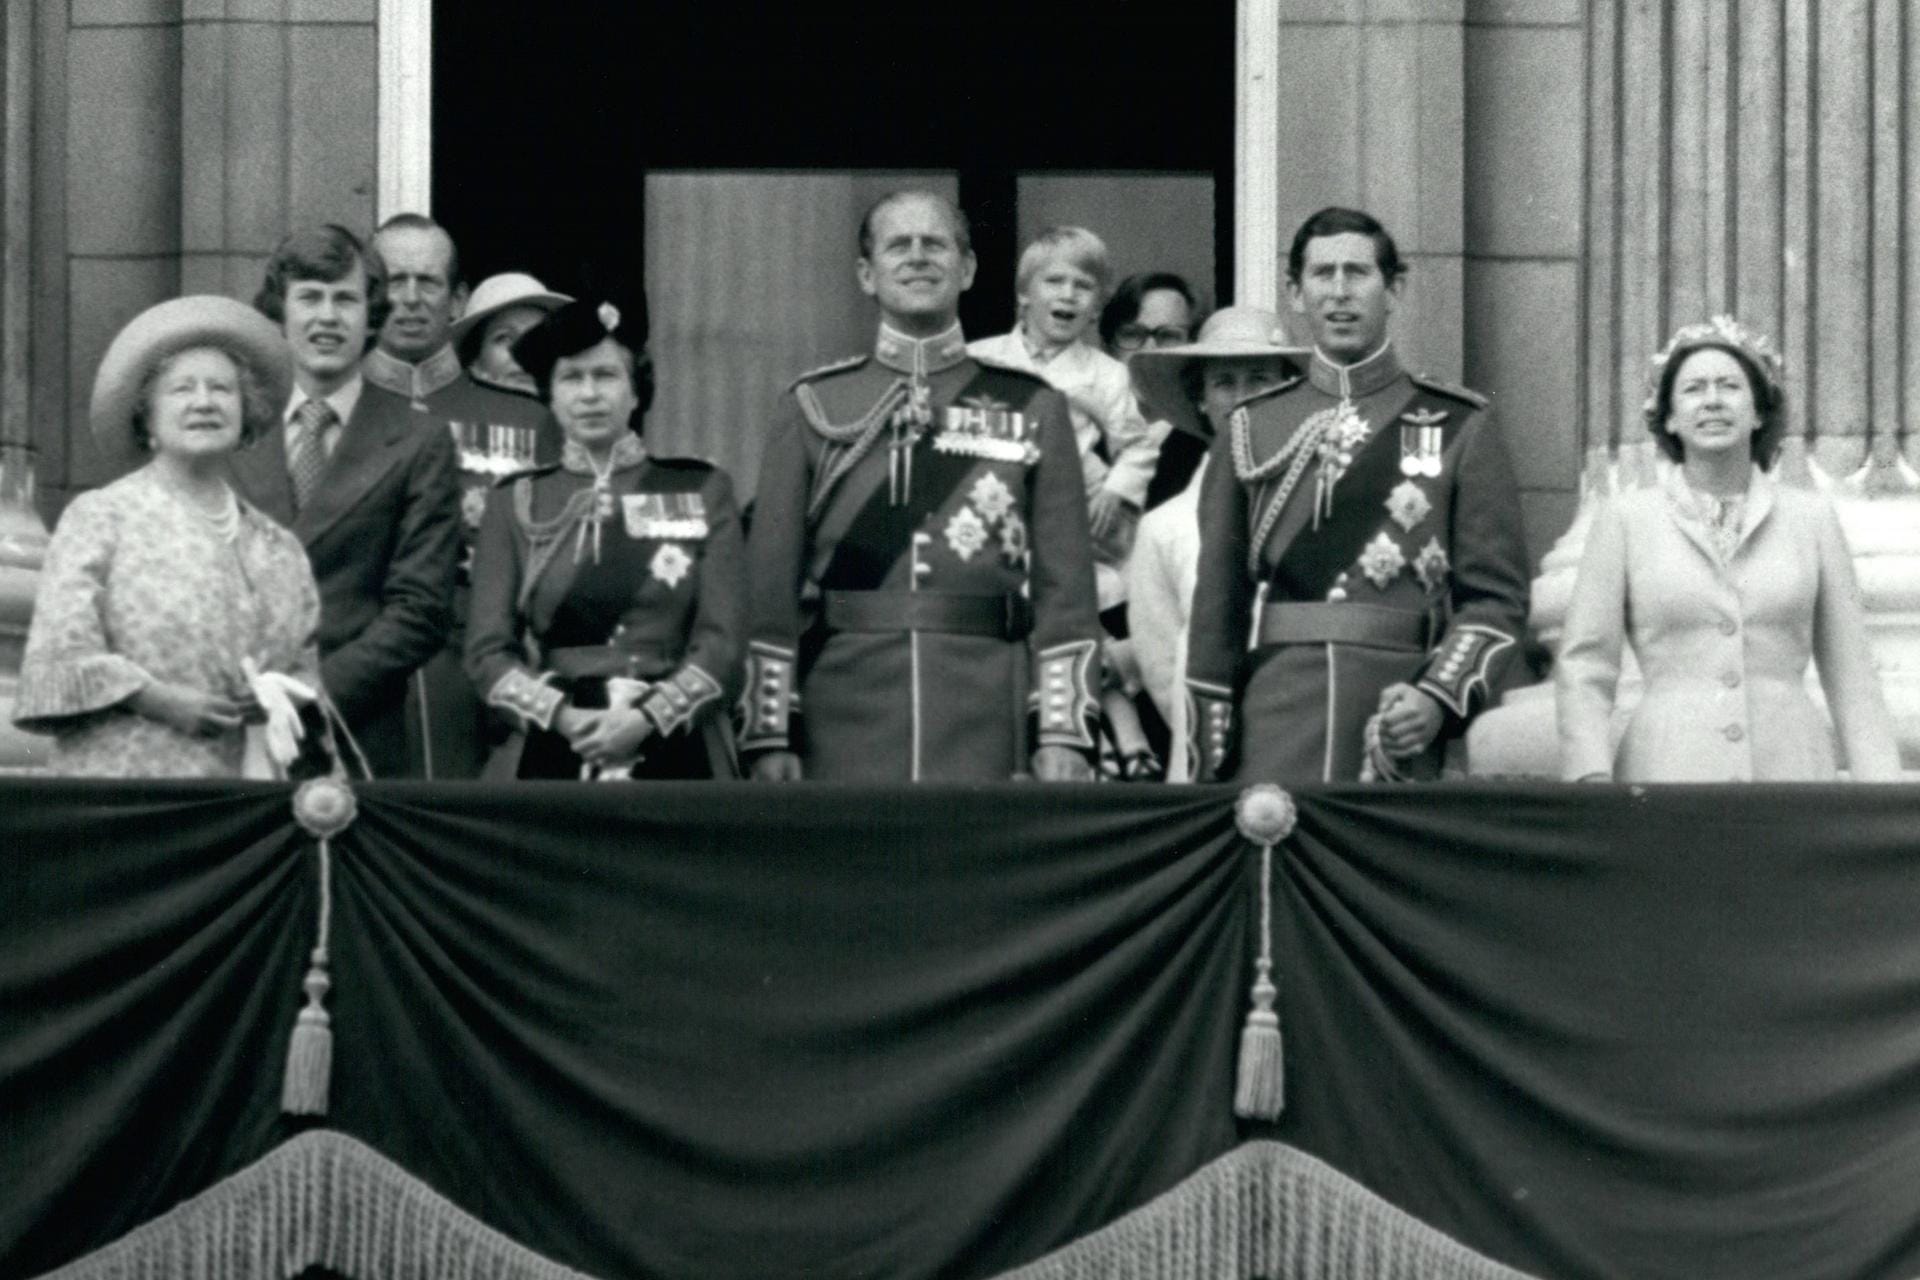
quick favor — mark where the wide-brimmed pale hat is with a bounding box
[89,294,291,467]
[452,272,573,363]
[1128,306,1307,439]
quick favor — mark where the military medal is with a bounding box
[622,492,709,540]
[1399,407,1446,478]
[934,396,1037,464]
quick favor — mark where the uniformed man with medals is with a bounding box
[1185,207,1530,783]
[366,215,565,778]
[743,191,1102,782]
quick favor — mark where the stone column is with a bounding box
[1471,0,1920,775]
[1266,0,1467,377]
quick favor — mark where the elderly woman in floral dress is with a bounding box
[14,296,322,778]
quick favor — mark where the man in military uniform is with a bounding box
[1185,207,1529,783]
[743,190,1101,782]
[365,213,562,778]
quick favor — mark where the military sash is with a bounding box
[1261,386,1460,602]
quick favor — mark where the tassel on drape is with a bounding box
[1233,784,1297,1121]
[282,777,358,1116]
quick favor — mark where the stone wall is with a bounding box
[34,0,380,512]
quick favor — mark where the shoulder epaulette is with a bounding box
[1409,372,1489,410]
[494,462,559,488]
[787,353,868,391]
[1237,373,1305,412]
[967,352,1052,387]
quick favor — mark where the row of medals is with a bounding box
[450,420,541,478]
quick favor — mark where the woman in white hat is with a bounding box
[1125,307,1306,779]
[13,296,325,778]
[452,271,572,399]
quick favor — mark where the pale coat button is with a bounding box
[1724,724,1745,742]
[1721,671,1741,689]
[1719,619,1737,636]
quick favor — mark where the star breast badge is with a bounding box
[944,505,989,562]
[650,542,693,588]
[969,472,1016,525]
[1413,538,1450,591]
[1357,531,1408,589]
[1385,480,1431,532]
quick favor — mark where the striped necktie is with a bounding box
[287,398,338,511]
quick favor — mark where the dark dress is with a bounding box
[465,434,744,780]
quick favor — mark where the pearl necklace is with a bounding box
[169,480,241,543]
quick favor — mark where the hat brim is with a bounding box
[451,291,573,355]
[1129,340,1310,440]
[88,296,292,472]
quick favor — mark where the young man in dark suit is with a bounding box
[232,223,460,777]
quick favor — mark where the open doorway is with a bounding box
[433,1,1235,496]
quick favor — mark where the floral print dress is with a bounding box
[14,465,322,777]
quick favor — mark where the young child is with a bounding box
[969,227,1162,778]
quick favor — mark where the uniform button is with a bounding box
[1721,671,1741,689]
[1719,619,1737,636]
[1724,724,1744,742]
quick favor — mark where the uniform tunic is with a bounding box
[366,345,563,778]
[1556,468,1898,782]
[1185,343,1529,783]
[742,322,1102,782]
[465,434,744,780]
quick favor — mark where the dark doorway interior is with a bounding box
[432,0,1236,331]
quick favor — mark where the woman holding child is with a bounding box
[968,227,1163,777]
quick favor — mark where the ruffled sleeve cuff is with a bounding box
[12,653,149,731]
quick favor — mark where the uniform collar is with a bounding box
[363,343,463,402]
[875,321,968,377]
[561,431,647,476]
[1308,340,1401,399]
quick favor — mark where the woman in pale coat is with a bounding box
[1555,316,1899,782]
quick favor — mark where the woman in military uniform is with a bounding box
[464,296,744,779]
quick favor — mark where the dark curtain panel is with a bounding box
[7,780,1920,1279]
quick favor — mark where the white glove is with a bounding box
[242,657,319,770]
[579,677,651,781]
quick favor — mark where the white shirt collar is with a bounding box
[286,373,364,428]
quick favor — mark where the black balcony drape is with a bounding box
[5,780,1920,1280]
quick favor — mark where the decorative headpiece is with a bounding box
[510,292,650,393]
[1644,314,1784,419]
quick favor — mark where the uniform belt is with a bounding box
[1257,602,1429,651]
[544,643,677,679]
[823,590,1031,640]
